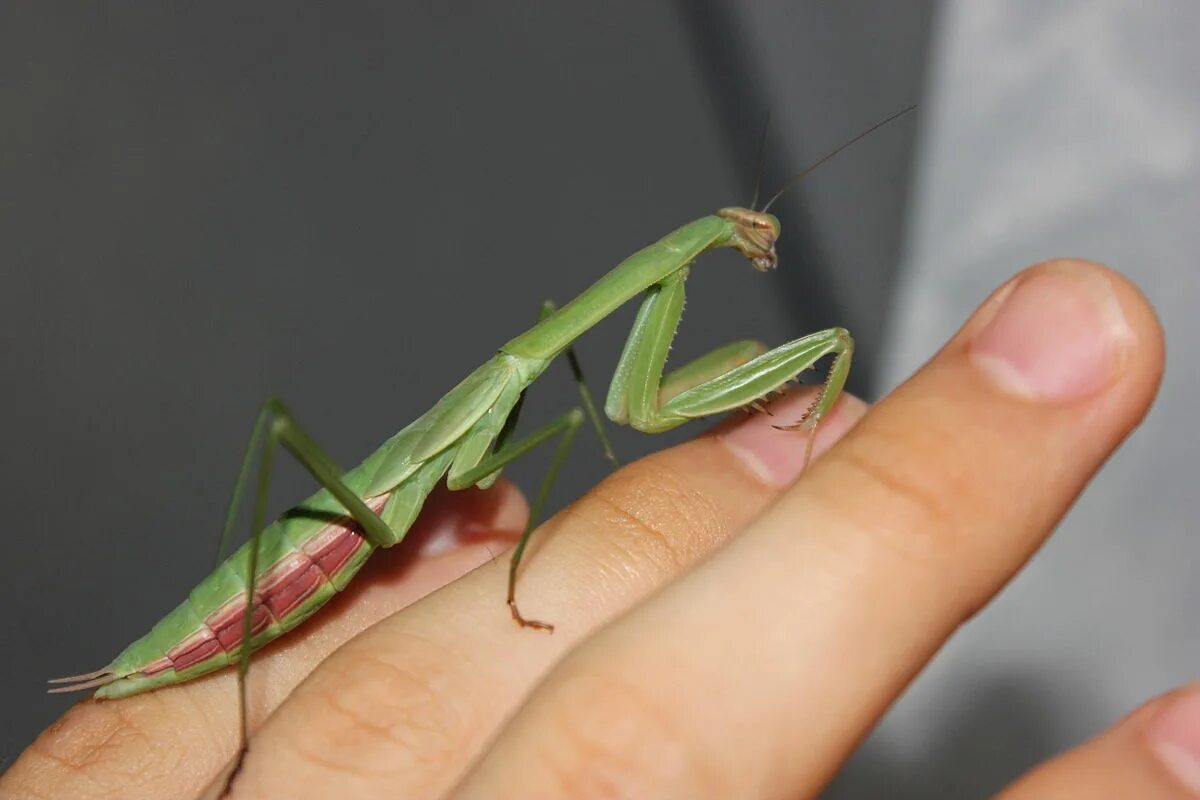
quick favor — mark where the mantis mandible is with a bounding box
[49,109,914,749]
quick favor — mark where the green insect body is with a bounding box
[87,355,531,698]
[51,210,855,700]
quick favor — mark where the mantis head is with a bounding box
[718,207,780,272]
[721,106,916,274]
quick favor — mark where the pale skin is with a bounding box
[4,259,1188,799]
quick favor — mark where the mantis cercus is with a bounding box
[49,109,914,745]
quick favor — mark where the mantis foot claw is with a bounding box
[771,412,817,432]
[509,599,555,633]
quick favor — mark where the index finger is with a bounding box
[453,260,1166,799]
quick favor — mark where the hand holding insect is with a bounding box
[6,259,1181,800]
[17,110,906,798]
[43,111,915,705]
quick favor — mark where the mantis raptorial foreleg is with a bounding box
[606,268,854,437]
[658,339,771,405]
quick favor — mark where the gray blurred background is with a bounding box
[4,2,1195,796]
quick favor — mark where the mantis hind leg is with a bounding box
[213,397,403,790]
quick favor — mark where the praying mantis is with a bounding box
[48,109,915,754]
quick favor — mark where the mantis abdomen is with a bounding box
[92,493,388,699]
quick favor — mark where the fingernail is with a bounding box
[970,263,1132,401]
[1147,687,1200,794]
[719,390,858,487]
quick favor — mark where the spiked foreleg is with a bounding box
[658,339,770,404]
[603,269,854,438]
[604,268,688,427]
[661,328,853,424]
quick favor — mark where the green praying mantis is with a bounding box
[49,108,915,763]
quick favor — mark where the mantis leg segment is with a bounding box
[603,270,773,431]
[670,328,854,473]
[769,332,853,430]
[468,299,618,492]
[214,397,403,775]
[658,339,769,405]
[450,408,585,631]
[767,330,854,472]
[605,269,687,427]
[660,328,854,424]
[212,408,271,568]
[540,299,620,469]
[606,268,854,435]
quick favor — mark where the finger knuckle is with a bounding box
[11,694,186,796]
[579,453,729,579]
[530,668,723,799]
[823,425,982,575]
[282,632,478,776]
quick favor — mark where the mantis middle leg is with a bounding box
[444,298,621,630]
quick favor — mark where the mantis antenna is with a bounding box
[760,104,917,212]
[748,108,773,211]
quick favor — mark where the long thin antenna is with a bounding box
[760,104,917,212]
[748,108,773,210]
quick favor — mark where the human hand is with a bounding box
[5,259,1186,799]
